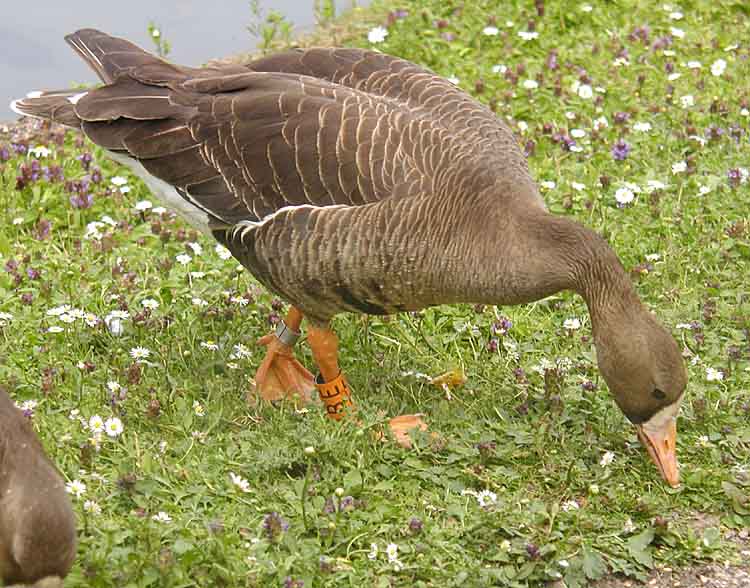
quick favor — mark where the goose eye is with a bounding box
[652,388,666,400]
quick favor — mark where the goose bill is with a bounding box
[636,413,679,487]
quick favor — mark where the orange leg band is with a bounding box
[315,372,354,420]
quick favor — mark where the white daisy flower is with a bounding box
[175,254,192,265]
[477,489,498,507]
[705,367,724,382]
[563,318,582,330]
[599,451,615,466]
[367,26,388,44]
[152,511,172,523]
[561,499,580,512]
[141,298,159,310]
[88,415,105,433]
[577,84,593,99]
[230,295,249,306]
[672,161,688,174]
[110,176,128,186]
[65,479,87,498]
[615,187,635,205]
[104,417,124,437]
[129,346,151,360]
[518,31,539,41]
[215,244,232,260]
[592,116,609,131]
[30,145,51,158]
[229,472,251,493]
[670,27,685,38]
[482,26,499,36]
[711,59,727,77]
[523,79,538,90]
[83,500,102,515]
[645,180,667,193]
[232,343,252,359]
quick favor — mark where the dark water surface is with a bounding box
[0,0,364,119]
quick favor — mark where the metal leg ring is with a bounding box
[275,320,301,347]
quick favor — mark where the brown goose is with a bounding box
[11,29,687,486]
[0,388,77,585]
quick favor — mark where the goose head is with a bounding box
[593,307,687,487]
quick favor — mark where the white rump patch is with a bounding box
[67,92,88,105]
[107,152,212,234]
[8,99,24,116]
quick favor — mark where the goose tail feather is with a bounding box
[10,90,84,128]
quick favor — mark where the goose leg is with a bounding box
[253,307,315,404]
[307,325,428,448]
[307,324,355,420]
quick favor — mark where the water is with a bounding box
[0,0,364,120]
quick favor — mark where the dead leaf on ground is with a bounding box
[388,414,429,448]
[429,367,467,389]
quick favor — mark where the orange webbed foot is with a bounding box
[252,333,315,405]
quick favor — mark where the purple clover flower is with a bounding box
[728,168,742,188]
[77,152,93,170]
[614,111,630,124]
[492,317,513,336]
[546,50,559,70]
[70,193,94,209]
[705,125,724,142]
[611,139,631,161]
[35,219,52,240]
[262,512,289,542]
[652,36,672,51]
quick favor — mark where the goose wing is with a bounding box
[244,48,525,171]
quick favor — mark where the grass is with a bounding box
[1,0,749,586]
